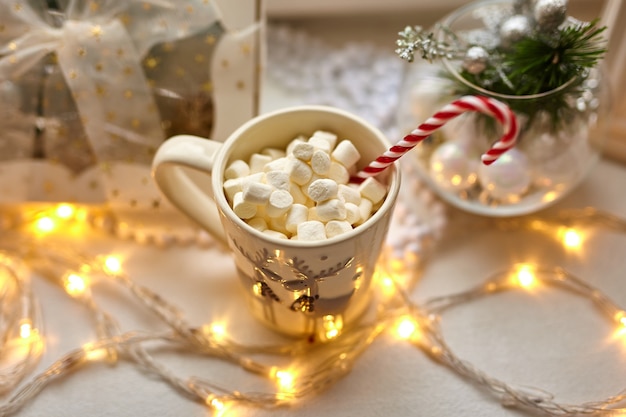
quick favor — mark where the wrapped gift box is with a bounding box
[0,0,264,243]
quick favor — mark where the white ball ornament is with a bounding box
[478,148,531,201]
[429,142,479,192]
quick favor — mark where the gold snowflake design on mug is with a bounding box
[233,241,362,315]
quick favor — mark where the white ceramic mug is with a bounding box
[152,105,400,340]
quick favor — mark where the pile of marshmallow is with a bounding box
[223,130,388,241]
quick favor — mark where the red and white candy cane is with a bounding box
[352,95,519,182]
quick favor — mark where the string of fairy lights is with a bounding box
[0,203,625,416]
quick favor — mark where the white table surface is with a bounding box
[10,17,626,417]
[14,158,626,417]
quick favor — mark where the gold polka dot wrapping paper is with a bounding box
[0,0,264,244]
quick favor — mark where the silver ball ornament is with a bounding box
[534,0,567,31]
[499,15,531,47]
[463,46,490,75]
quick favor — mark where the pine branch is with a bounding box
[445,19,606,132]
[505,19,607,95]
[397,12,608,136]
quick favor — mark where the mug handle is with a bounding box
[151,135,228,247]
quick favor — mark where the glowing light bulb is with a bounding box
[325,328,339,339]
[615,311,626,327]
[208,396,225,412]
[274,369,295,391]
[542,191,558,203]
[55,204,75,219]
[561,228,582,250]
[515,265,536,288]
[382,276,394,289]
[83,343,108,362]
[206,395,230,416]
[205,322,227,341]
[64,273,88,297]
[103,256,122,274]
[378,273,396,298]
[396,317,418,340]
[35,216,55,233]
[19,320,32,339]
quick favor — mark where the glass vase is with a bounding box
[397,0,609,217]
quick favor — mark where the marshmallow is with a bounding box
[247,217,268,232]
[301,173,321,193]
[332,140,361,168]
[242,180,272,205]
[265,170,290,190]
[357,198,373,225]
[311,130,338,150]
[261,147,286,160]
[307,136,332,153]
[316,198,346,222]
[291,142,315,161]
[286,136,306,155]
[287,157,313,185]
[255,204,268,220]
[345,202,361,225]
[249,153,273,173]
[223,178,243,201]
[224,160,250,180]
[325,220,353,238]
[285,204,309,233]
[307,178,338,202]
[358,177,387,204]
[327,161,350,184]
[289,182,309,205]
[263,230,288,239]
[248,172,265,182]
[233,192,257,219]
[223,129,388,241]
[266,189,294,218]
[337,184,361,205]
[264,156,289,172]
[269,215,290,235]
[297,220,327,241]
[307,206,321,222]
[310,149,331,175]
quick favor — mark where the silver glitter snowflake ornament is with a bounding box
[395,26,456,63]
